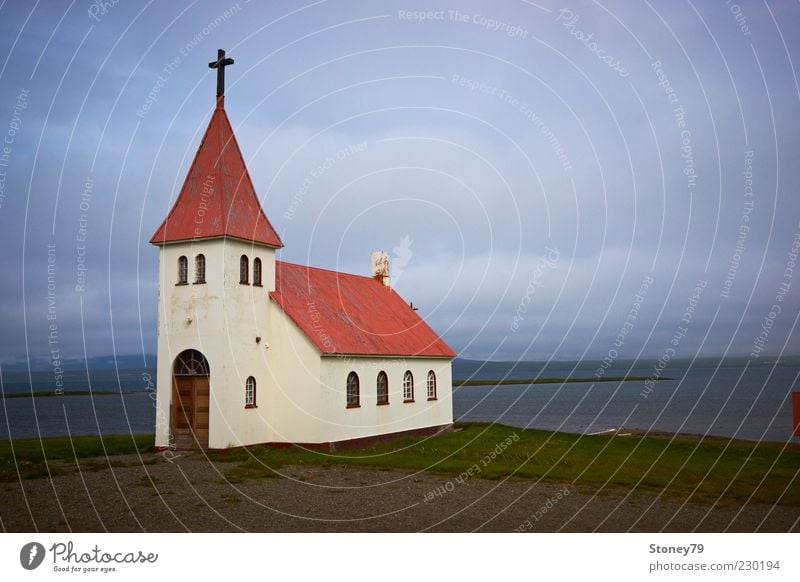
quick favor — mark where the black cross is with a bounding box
[208,49,234,97]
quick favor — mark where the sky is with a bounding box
[0,0,798,366]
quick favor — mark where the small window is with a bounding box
[376,371,389,405]
[177,256,188,284]
[403,371,414,402]
[427,370,437,400]
[346,371,360,408]
[253,257,262,286]
[240,255,249,284]
[195,254,206,284]
[245,376,256,408]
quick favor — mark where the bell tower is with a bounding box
[150,50,283,450]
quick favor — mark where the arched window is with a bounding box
[403,371,414,403]
[173,349,209,375]
[195,254,206,284]
[253,257,262,286]
[239,255,249,284]
[427,370,437,400]
[177,256,188,284]
[245,376,256,408]
[346,372,360,408]
[376,371,389,405]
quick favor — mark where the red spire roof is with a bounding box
[150,98,283,248]
[271,261,456,358]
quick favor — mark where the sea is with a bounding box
[1,359,798,443]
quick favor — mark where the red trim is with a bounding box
[427,397,437,401]
[245,376,257,408]
[346,371,360,408]
[376,371,389,405]
[240,255,249,284]
[403,370,414,403]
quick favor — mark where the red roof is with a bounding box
[271,261,456,358]
[150,97,283,247]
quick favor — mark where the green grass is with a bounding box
[0,434,152,481]
[1,425,798,507]
[453,376,668,386]
[205,423,800,507]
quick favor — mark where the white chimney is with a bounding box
[371,251,390,287]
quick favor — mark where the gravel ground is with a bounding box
[1,452,797,532]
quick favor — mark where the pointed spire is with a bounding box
[150,52,283,248]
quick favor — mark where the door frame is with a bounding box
[170,349,210,449]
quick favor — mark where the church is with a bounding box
[150,51,455,451]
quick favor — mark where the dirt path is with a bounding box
[1,452,797,532]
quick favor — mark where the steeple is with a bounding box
[150,49,283,248]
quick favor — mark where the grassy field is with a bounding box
[0,434,153,480]
[452,376,666,386]
[1,424,798,506]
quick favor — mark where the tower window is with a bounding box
[427,370,437,400]
[253,257,262,286]
[403,371,414,403]
[245,376,256,408]
[239,255,249,284]
[195,254,206,284]
[346,372,360,408]
[177,256,188,285]
[376,371,389,405]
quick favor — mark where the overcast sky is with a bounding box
[0,0,798,366]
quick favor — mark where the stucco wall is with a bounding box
[265,304,324,443]
[318,356,453,443]
[154,238,278,448]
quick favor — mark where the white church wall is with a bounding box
[318,356,453,443]
[266,306,325,443]
[206,239,277,447]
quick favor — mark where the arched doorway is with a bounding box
[171,349,210,449]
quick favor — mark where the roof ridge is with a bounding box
[276,260,378,282]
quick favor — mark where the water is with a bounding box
[0,393,157,439]
[1,362,798,443]
[0,368,157,440]
[453,361,800,443]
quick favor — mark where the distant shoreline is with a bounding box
[0,390,135,399]
[0,377,670,396]
[453,376,672,387]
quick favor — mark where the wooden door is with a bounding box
[193,376,209,448]
[172,376,210,449]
